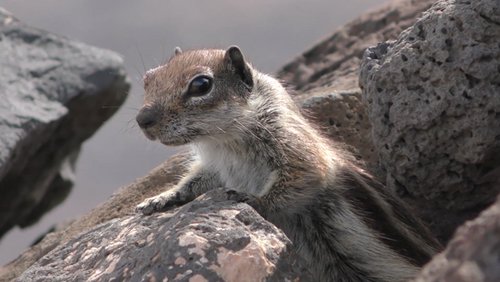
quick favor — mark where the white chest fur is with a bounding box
[193,142,277,197]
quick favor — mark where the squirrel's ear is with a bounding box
[224,45,253,90]
[174,46,182,56]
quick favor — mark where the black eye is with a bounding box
[187,75,213,97]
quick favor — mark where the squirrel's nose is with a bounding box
[136,107,159,129]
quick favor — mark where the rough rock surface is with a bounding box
[360,0,500,240]
[0,153,189,281]
[277,0,436,92]
[0,8,130,238]
[296,87,377,168]
[278,0,436,170]
[414,195,500,282]
[0,1,438,280]
[17,189,307,282]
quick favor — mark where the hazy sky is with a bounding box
[0,0,387,265]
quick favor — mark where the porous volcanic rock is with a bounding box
[360,0,500,240]
[279,0,436,171]
[0,1,439,280]
[297,87,377,168]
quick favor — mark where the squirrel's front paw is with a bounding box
[226,190,257,204]
[225,190,264,215]
[136,191,182,215]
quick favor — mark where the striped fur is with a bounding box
[136,46,441,281]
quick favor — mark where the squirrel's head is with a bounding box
[136,46,255,145]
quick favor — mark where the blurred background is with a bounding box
[0,0,386,265]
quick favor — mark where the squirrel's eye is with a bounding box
[187,75,213,97]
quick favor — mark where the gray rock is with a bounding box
[0,152,190,281]
[0,1,441,280]
[414,195,500,282]
[278,0,436,173]
[277,0,436,92]
[359,0,500,240]
[296,87,377,170]
[0,8,130,237]
[17,189,307,282]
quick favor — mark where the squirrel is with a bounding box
[135,46,441,281]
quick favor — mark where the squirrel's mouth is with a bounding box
[159,131,214,146]
[158,133,194,146]
[160,138,189,146]
[144,124,214,146]
[141,130,157,141]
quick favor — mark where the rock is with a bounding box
[277,0,436,92]
[278,0,436,171]
[359,0,500,240]
[0,8,130,238]
[12,0,496,280]
[414,195,500,282]
[0,152,189,281]
[0,1,440,280]
[296,87,377,169]
[16,189,307,282]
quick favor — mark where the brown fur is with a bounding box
[136,46,441,281]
